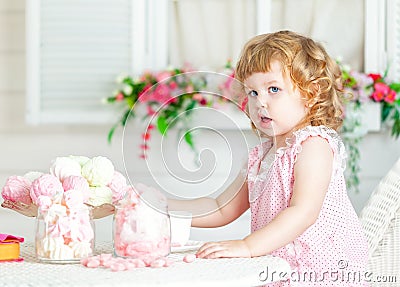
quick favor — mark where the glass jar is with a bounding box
[113,201,171,260]
[35,204,95,263]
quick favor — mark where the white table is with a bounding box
[0,242,291,287]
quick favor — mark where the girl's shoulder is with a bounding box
[288,125,347,171]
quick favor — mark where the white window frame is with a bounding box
[25,0,168,125]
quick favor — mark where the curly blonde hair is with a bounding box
[235,30,344,131]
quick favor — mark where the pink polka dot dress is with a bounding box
[247,126,369,286]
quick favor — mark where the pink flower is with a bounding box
[138,85,152,103]
[142,133,151,142]
[146,105,156,116]
[30,174,64,205]
[169,81,178,89]
[2,175,32,204]
[371,82,390,102]
[156,71,172,82]
[115,93,124,101]
[107,171,128,204]
[384,89,397,103]
[153,84,171,104]
[62,175,90,202]
[185,85,194,93]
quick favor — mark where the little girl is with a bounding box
[168,30,369,286]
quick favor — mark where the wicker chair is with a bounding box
[359,157,400,286]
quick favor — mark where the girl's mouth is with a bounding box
[260,116,272,123]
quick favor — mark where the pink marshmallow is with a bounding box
[62,175,90,202]
[107,171,128,204]
[150,258,166,268]
[110,262,126,272]
[30,174,64,205]
[2,175,32,205]
[183,254,196,263]
[86,259,100,268]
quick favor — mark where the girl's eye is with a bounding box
[248,90,258,97]
[268,86,279,93]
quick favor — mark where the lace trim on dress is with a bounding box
[248,125,346,203]
[275,125,347,174]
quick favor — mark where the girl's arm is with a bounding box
[196,136,333,258]
[168,168,250,228]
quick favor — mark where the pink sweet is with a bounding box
[150,258,166,268]
[30,174,64,205]
[63,189,85,209]
[70,215,94,242]
[62,176,90,202]
[1,175,32,204]
[50,157,82,182]
[36,196,53,211]
[86,259,100,268]
[107,171,128,204]
[183,254,196,263]
[99,253,112,265]
[164,258,174,267]
[110,262,126,272]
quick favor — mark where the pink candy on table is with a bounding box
[183,254,196,263]
[81,253,173,271]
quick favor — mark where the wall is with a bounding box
[0,0,399,244]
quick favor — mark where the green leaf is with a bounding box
[381,103,392,122]
[184,130,194,149]
[391,109,400,139]
[121,109,133,126]
[186,100,197,111]
[106,97,117,103]
[107,123,119,144]
[157,116,169,135]
[389,82,400,93]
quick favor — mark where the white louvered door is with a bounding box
[26,0,168,124]
[387,0,400,80]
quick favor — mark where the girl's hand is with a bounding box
[195,240,252,259]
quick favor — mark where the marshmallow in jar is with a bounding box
[35,202,95,263]
[113,184,171,260]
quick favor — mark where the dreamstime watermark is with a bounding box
[259,260,398,284]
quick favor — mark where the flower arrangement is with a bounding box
[106,63,234,158]
[341,64,400,137]
[340,62,400,192]
[1,155,129,218]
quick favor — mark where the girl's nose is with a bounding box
[257,94,268,109]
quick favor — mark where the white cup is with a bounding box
[169,211,192,247]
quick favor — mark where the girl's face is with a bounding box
[244,60,308,146]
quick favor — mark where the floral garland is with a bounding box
[106,61,400,192]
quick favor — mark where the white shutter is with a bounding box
[387,0,400,80]
[26,0,168,124]
[365,0,400,79]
